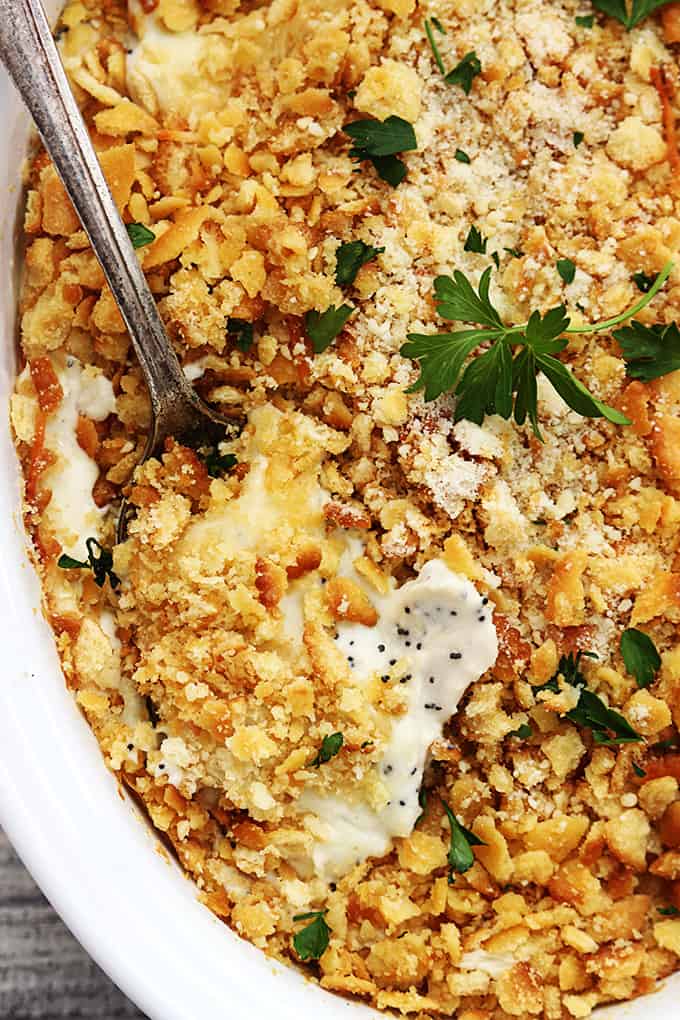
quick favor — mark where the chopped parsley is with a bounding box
[446,51,482,94]
[616,320,680,382]
[293,911,330,960]
[537,651,643,746]
[126,222,155,249]
[455,148,471,164]
[464,225,487,254]
[424,21,482,93]
[204,450,238,478]
[335,240,385,286]
[344,116,417,187]
[633,271,656,293]
[442,800,485,882]
[226,317,254,352]
[652,734,680,753]
[57,538,120,589]
[658,905,680,916]
[620,628,661,688]
[424,17,447,75]
[557,258,576,284]
[575,13,595,25]
[505,247,524,259]
[305,305,354,354]
[508,723,533,740]
[633,763,647,778]
[592,0,677,30]
[309,732,343,767]
[573,130,585,147]
[430,15,446,33]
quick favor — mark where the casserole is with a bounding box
[1,2,679,1018]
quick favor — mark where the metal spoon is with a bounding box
[0,0,231,540]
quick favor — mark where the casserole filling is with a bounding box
[11,0,680,1015]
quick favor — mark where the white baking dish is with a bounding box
[0,6,676,1017]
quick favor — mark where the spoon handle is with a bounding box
[0,0,200,440]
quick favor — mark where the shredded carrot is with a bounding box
[651,66,680,177]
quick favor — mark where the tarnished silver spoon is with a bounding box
[0,0,231,540]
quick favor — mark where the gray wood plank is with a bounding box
[0,830,147,1019]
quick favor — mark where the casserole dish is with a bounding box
[0,3,678,1019]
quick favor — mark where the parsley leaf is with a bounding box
[573,131,585,147]
[633,271,656,293]
[592,0,676,29]
[309,732,343,767]
[58,537,120,589]
[576,13,595,25]
[537,651,643,746]
[204,451,237,478]
[344,116,417,187]
[464,225,487,254]
[424,20,481,94]
[335,240,384,286]
[415,786,428,826]
[402,263,674,435]
[445,51,482,94]
[305,305,354,354]
[505,246,524,259]
[659,905,680,916]
[571,688,643,745]
[442,800,485,881]
[126,222,155,249]
[508,723,533,739]
[557,258,576,284]
[293,911,330,961]
[633,762,647,778]
[620,628,661,688]
[615,321,680,382]
[433,267,503,329]
[226,317,254,352]
[455,148,471,164]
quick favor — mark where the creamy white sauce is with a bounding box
[42,358,116,559]
[126,3,220,123]
[298,560,498,881]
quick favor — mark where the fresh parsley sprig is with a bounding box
[335,240,385,286]
[592,0,676,30]
[305,305,354,354]
[293,910,330,960]
[57,537,120,589]
[441,800,485,882]
[309,732,344,767]
[620,628,661,688]
[537,651,643,746]
[343,116,417,187]
[401,262,673,436]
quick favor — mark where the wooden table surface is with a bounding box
[0,829,147,1019]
